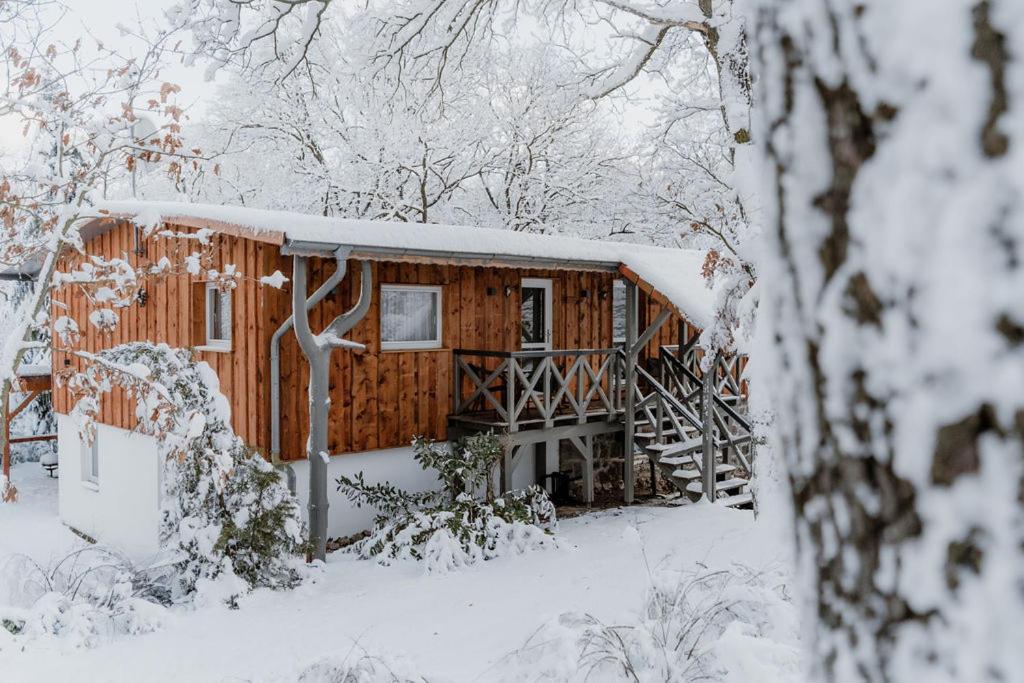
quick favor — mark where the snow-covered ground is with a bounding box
[0,463,85,564]
[0,462,792,681]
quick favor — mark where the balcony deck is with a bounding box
[447,347,626,433]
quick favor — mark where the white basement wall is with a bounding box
[289,446,443,539]
[57,415,549,553]
[289,444,549,540]
[57,414,162,560]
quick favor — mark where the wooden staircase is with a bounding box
[628,347,754,509]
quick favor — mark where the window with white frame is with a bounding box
[81,436,99,486]
[380,284,442,350]
[204,283,232,349]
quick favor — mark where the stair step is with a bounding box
[684,477,749,495]
[646,437,702,457]
[721,493,753,509]
[669,463,736,480]
[635,416,678,427]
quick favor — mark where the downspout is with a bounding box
[270,247,349,469]
[290,249,372,562]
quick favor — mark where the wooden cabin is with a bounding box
[46,201,750,554]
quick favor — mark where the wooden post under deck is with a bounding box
[3,373,52,501]
[701,353,718,501]
[623,280,638,503]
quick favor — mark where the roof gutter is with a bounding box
[346,244,621,272]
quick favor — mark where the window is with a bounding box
[521,278,552,350]
[204,283,232,349]
[81,436,99,486]
[612,279,630,343]
[380,285,442,350]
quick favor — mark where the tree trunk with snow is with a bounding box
[747,0,1024,679]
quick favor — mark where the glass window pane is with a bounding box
[206,287,216,341]
[381,288,439,343]
[81,438,98,483]
[206,285,231,343]
[612,280,627,341]
[218,290,232,341]
[521,287,545,344]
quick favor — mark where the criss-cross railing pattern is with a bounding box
[451,344,754,503]
[453,348,622,432]
[632,360,702,440]
[656,345,753,474]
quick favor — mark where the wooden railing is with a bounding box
[632,360,703,439]
[452,348,623,432]
[656,345,753,474]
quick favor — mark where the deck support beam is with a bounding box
[568,434,595,505]
[701,353,718,501]
[623,280,638,504]
[622,292,670,504]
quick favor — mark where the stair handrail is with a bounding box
[658,346,751,434]
[628,352,704,433]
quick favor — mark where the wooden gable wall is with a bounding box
[50,220,283,452]
[52,220,693,462]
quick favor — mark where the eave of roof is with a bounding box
[75,200,720,329]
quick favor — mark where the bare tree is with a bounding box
[177,0,757,353]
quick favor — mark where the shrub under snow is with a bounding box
[498,563,801,682]
[291,646,427,683]
[337,433,557,573]
[66,343,306,602]
[0,548,170,650]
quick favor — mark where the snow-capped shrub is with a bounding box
[293,647,427,683]
[337,433,557,573]
[65,342,306,602]
[0,548,170,650]
[499,563,801,682]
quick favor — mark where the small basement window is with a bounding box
[81,436,99,486]
[380,284,442,350]
[204,283,232,349]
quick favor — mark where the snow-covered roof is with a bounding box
[17,362,50,378]
[88,200,720,328]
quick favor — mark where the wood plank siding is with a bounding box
[52,220,689,461]
[50,220,280,452]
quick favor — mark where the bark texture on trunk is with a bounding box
[746,0,1024,680]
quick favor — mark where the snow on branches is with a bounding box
[501,562,800,681]
[337,433,557,574]
[0,3,223,497]
[64,343,305,603]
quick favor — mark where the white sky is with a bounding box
[0,0,659,156]
[0,0,215,156]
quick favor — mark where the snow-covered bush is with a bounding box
[292,646,427,683]
[0,548,170,650]
[337,433,557,573]
[499,563,801,682]
[65,342,306,602]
